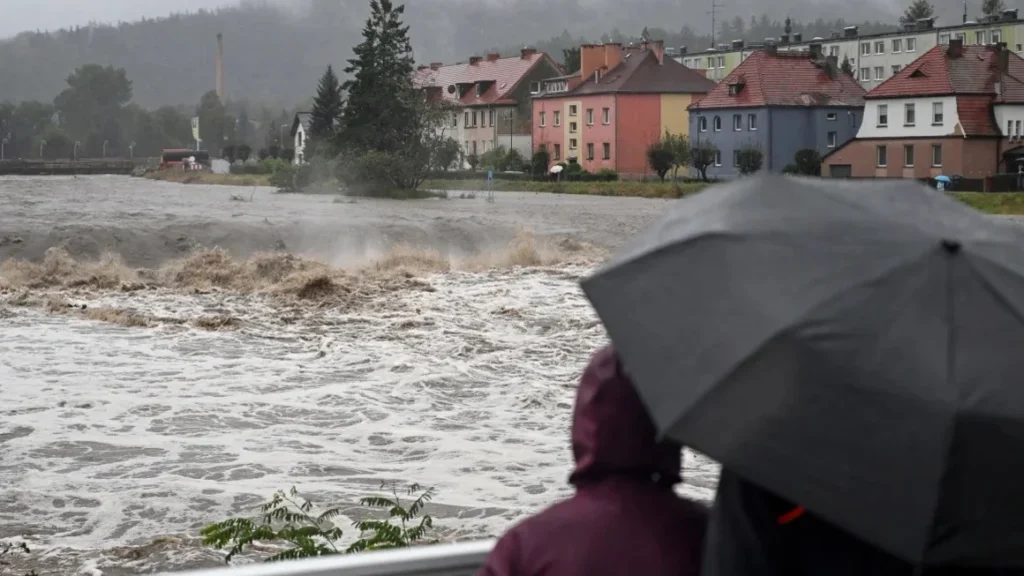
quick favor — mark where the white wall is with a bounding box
[993,104,1024,137]
[293,124,306,165]
[857,96,960,138]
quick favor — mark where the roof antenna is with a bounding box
[708,0,726,48]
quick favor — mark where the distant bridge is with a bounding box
[0,158,150,176]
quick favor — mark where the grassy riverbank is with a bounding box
[139,172,1024,215]
[143,171,272,187]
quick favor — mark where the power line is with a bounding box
[707,0,726,48]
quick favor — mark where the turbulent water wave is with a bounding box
[0,177,717,574]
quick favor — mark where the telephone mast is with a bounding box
[708,0,726,48]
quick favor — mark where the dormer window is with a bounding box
[728,82,745,95]
[475,84,483,97]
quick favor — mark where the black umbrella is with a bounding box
[581,175,1024,568]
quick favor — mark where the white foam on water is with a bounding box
[0,263,719,572]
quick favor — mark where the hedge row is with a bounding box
[427,170,620,182]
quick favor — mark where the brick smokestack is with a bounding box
[216,33,225,102]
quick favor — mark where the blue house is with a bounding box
[687,45,867,178]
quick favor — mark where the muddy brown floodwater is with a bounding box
[1,176,722,575]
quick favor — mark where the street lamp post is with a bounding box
[73,141,81,161]
[1,137,7,161]
[39,139,46,159]
[279,125,287,148]
[129,142,136,159]
[102,140,109,158]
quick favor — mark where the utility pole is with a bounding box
[708,0,726,48]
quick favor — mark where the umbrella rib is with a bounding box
[661,245,937,441]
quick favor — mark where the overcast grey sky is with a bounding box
[0,0,241,38]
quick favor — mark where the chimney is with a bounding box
[825,55,838,79]
[843,25,858,38]
[216,33,224,102]
[521,47,537,59]
[417,64,428,71]
[780,33,790,44]
[999,45,1010,73]
[469,56,482,65]
[487,52,501,62]
[766,44,779,56]
[651,39,665,64]
[793,32,802,43]
[915,17,935,30]
[809,42,823,59]
[581,43,623,81]
[430,62,443,70]
[948,37,964,58]
[732,39,745,49]
[1003,8,1019,21]
[679,45,687,55]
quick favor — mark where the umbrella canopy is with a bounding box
[581,175,1024,568]
[935,175,953,183]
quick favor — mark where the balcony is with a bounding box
[162,539,495,576]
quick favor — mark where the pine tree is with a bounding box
[308,65,343,156]
[841,55,855,76]
[983,0,1005,16]
[900,0,935,25]
[338,0,416,154]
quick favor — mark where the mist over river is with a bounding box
[0,176,719,574]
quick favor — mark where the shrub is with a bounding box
[505,148,525,171]
[736,146,764,175]
[793,149,822,176]
[237,144,252,162]
[466,153,480,171]
[201,483,436,563]
[531,146,550,178]
[691,141,720,182]
[646,140,675,181]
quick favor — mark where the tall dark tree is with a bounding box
[841,55,855,76]
[339,0,416,154]
[308,65,344,155]
[900,0,935,25]
[53,64,132,156]
[196,90,227,154]
[562,47,581,74]
[983,0,1005,16]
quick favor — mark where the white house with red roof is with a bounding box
[413,48,562,163]
[687,43,866,178]
[823,39,1024,178]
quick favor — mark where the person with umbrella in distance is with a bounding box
[477,345,708,576]
[581,175,1024,574]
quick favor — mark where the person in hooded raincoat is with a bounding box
[478,345,708,576]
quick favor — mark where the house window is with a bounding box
[718,56,725,68]
[539,111,546,127]
[861,42,870,55]
[860,67,870,80]
[827,112,837,121]
[699,116,708,132]
[892,65,901,76]
[464,140,470,151]
[877,145,888,167]
[904,144,914,167]
[472,140,478,154]
[878,104,888,126]
[748,114,757,130]
[569,104,578,116]
[554,143,561,160]
[893,38,903,52]
[570,121,578,133]
[586,109,594,125]
[554,111,561,126]
[1009,120,1014,136]
[708,57,715,68]
[569,138,578,150]
[907,37,917,51]
[451,113,458,127]
[939,34,950,45]
[874,41,885,54]
[1017,120,1022,136]
[587,142,594,160]
[465,111,470,126]
[932,102,943,125]
[733,114,742,131]
[298,132,303,147]
[932,144,943,167]
[829,45,839,56]
[713,116,722,131]
[489,109,495,126]
[976,31,987,45]
[602,108,610,124]
[714,150,722,166]
[473,111,478,126]
[993,30,1002,44]
[905,103,915,126]
[827,131,837,148]
[874,66,884,80]
[602,142,610,160]
[733,149,741,166]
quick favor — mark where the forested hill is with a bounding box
[0,0,976,109]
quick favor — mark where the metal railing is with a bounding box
[163,539,495,576]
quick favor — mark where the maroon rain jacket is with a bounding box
[478,345,708,576]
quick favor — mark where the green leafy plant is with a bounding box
[201,482,436,564]
[0,541,38,576]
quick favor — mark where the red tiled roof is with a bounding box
[563,50,716,96]
[867,44,1024,101]
[957,95,999,136]
[413,53,558,107]
[688,50,866,110]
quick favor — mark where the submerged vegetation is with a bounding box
[201,483,437,563]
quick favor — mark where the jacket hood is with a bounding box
[568,345,683,487]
